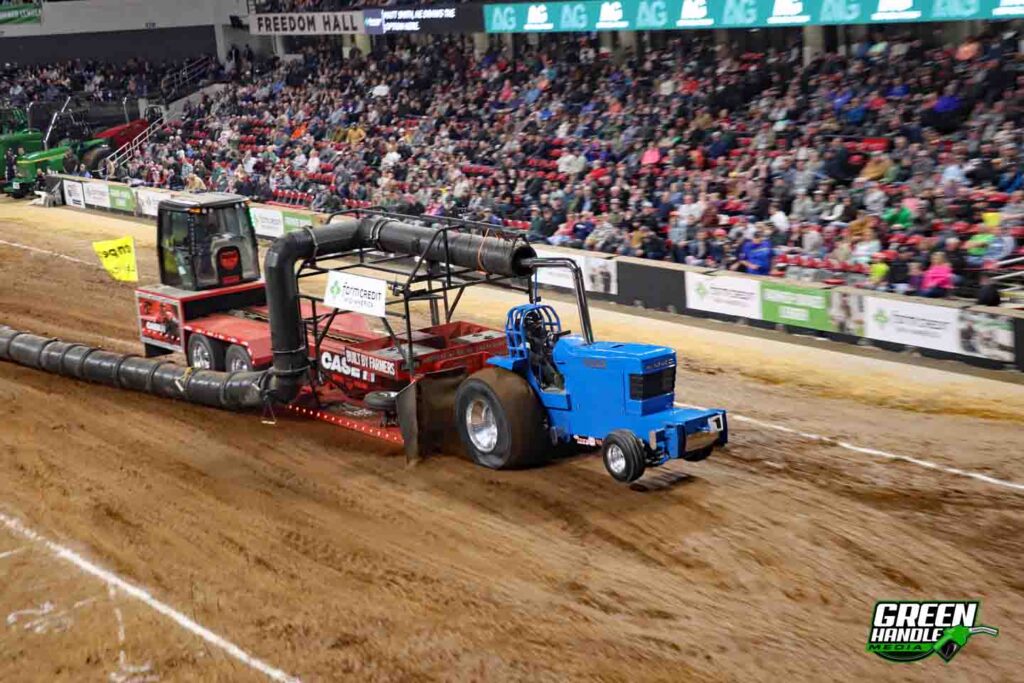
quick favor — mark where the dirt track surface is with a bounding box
[1,201,1023,682]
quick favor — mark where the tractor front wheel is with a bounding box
[602,430,647,483]
[455,367,547,470]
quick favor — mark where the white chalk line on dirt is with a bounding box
[0,512,300,683]
[0,239,96,266]
[678,403,1024,493]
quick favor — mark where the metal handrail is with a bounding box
[103,113,164,176]
[159,56,213,103]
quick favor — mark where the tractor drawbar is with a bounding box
[0,326,266,410]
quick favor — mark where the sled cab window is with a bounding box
[159,209,193,289]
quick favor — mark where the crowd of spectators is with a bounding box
[118,32,1024,302]
[0,56,214,104]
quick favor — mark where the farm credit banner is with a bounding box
[485,0,1024,32]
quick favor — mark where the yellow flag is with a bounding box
[92,236,138,282]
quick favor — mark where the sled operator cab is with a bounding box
[137,193,267,363]
[157,194,260,291]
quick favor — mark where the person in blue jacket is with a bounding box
[732,231,774,275]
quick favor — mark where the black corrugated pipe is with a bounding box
[0,217,536,411]
[0,326,265,409]
[264,216,536,402]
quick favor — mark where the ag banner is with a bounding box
[63,180,85,209]
[92,236,138,283]
[249,206,285,238]
[531,246,618,295]
[0,2,41,25]
[283,210,314,234]
[108,185,137,213]
[685,272,761,319]
[485,0,1011,33]
[82,182,111,209]
[761,281,832,331]
[865,296,960,353]
[958,310,1016,362]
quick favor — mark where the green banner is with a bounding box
[0,2,42,25]
[108,185,136,213]
[282,210,314,233]
[761,281,833,331]
[485,0,1019,33]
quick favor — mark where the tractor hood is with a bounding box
[553,338,675,374]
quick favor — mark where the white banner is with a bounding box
[531,246,618,295]
[250,207,285,239]
[251,12,365,35]
[323,271,387,317]
[63,180,85,208]
[136,189,165,217]
[685,273,762,318]
[957,310,1016,362]
[864,296,960,353]
[82,181,110,209]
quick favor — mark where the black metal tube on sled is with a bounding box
[264,216,537,403]
[0,326,265,409]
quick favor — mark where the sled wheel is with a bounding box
[224,344,253,372]
[187,334,225,371]
[365,390,398,413]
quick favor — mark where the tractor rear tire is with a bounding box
[455,367,547,470]
[224,344,253,372]
[187,334,225,371]
[602,430,647,483]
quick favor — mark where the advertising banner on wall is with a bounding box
[761,281,832,331]
[363,5,484,34]
[136,189,164,217]
[63,180,85,209]
[864,296,961,353]
[685,272,761,319]
[957,310,1016,362]
[828,288,866,337]
[485,0,1014,33]
[250,206,285,238]
[107,185,136,213]
[282,210,314,234]
[83,182,111,209]
[0,1,41,25]
[251,11,366,35]
[531,246,618,295]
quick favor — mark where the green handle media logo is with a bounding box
[867,601,998,663]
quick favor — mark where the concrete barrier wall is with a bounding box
[52,176,1024,373]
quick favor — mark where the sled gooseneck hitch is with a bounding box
[520,257,595,345]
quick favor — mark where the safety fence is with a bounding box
[50,175,1024,374]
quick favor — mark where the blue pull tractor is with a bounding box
[451,289,727,482]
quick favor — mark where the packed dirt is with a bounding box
[1,200,1023,682]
